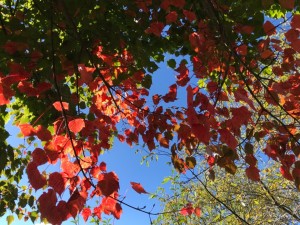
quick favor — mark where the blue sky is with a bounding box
[0,56,189,225]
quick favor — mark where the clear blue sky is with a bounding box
[0,56,189,225]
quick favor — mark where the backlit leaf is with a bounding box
[130,182,148,194]
[53,101,69,111]
[48,172,66,195]
[68,118,85,133]
[97,172,119,196]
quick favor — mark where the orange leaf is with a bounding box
[81,208,91,222]
[68,118,85,133]
[194,207,201,217]
[100,196,122,219]
[19,123,35,137]
[130,181,148,194]
[53,101,69,111]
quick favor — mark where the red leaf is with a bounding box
[291,14,300,30]
[231,106,252,126]
[170,0,185,8]
[279,0,295,9]
[152,94,161,105]
[263,21,276,36]
[207,156,215,167]
[97,172,119,196]
[194,207,201,217]
[68,118,85,133]
[285,29,299,42]
[130,182,148,194]
[280,165,294,181]
[78,64,95,85]
[219,128,238,150]
[176,62,189,86]
[260,49,274,59]
[186,85,193,107]
[166,11,178,24]
[26,162,47,190]
[113,203,122,219]
[19,124,35,137]
[291,39,300,53]
[49,172,66,195]
[264,144,278,160]
[35,125,52,141]
[53,101,69,111]
[180,203,194,216]
[81,208,91,222]
[245,154,257,166]
[145,22,165,37]
[236,44,247,56]
[246,166,260,181]
[31,148,48,166]
[162,84,177,103]
[38,189,57,222]
[183,10,196,22]
[57,200,71,221]
[192,124,210,144]
[67,189,87,218]
[100,162,107,171]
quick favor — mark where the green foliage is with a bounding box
[153,164,300,225]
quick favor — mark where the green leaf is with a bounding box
[141,74,152,89]
[6,215,14,225]
[0,149,8,173]
[162,177,171,184]
[28,195,34,207]
[185,156,196,169]
[29,211,38,223]
[167,59,176,69]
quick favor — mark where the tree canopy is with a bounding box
[0,0,300,224]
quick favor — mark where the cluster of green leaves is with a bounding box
[153,163,300,225]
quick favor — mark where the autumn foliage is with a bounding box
[1,0,300,224]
